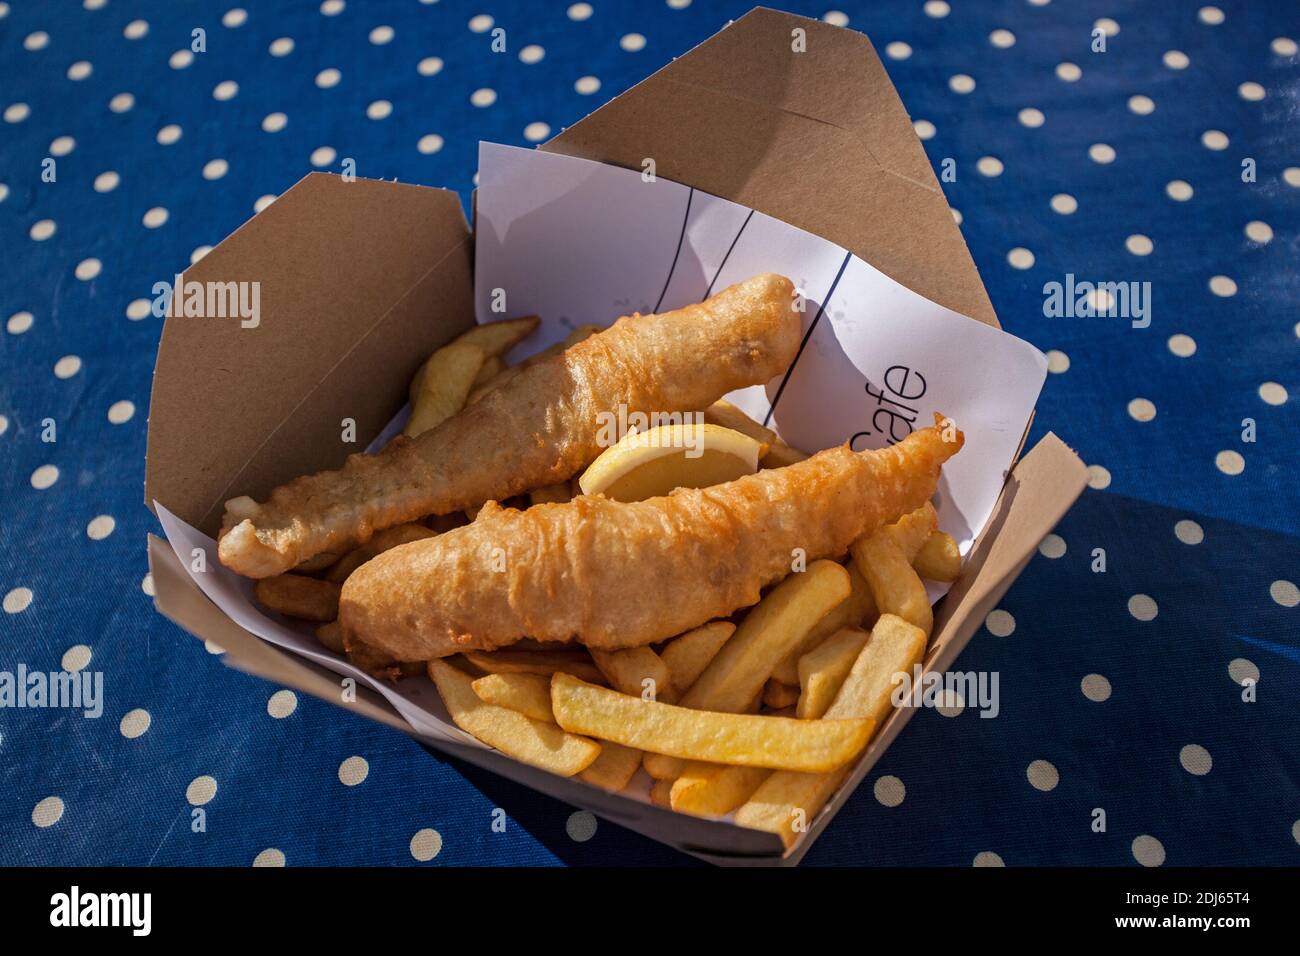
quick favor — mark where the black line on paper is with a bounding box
[705,209,755,298]
[763,251,853,428]
[654,187,694,313]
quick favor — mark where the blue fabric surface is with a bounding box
[2,0,1297,867]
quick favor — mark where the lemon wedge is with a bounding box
[579,423,766,502]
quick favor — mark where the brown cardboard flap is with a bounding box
[145,173,474,534]
[543,7,996,328]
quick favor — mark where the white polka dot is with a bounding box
[523,122,551,143]
[1045,349,1070,373]
[253,848,285,867]
[667,0,691,8]
[267,689,297,718]
[568,3,593,21]
[470,88,496,107]
[24,30,49,50]
[1125,234,1153,256]
[320,0,344,14]
[990,29,1016,49]
[186,775,217,806]
[68,60,92,80]
[1027,759,1058,791]
[202,159,229,181]
[86,515,115,540]
[948,74,975,94]
[270,37,294,56]
[1132,834,1165,867]
[951,208,962,225]
[1293,820,1300,844]
[367,99,393,120]
[410,828,443,861]
[205,640,224,655]
[1006,247,1033,269]
[1166,180,1193,201]
[1167,333,1196,357]
[8,311,34,333]
[620,33,647,53]
[1094,17,1120,37]
[1179,743,1212,776]
[1238,81,1265,102]
[1038,534,1066,559]
[873,775,905,806]
[338,756,370,786]
[369,25,394,45]
[417,57,443,77]
[1127,398,1156,422]
[157,124,182,145]
[54,355,82,379]
[1081,674,1112,702]
[30,219,56,241]
[1201,129,1229,151]
[4,587,33,613]
[1198,6,1224,26]
[49,135,75,157]
[575,75,601,95]
[108,400,136,423]
[316,68,341,89]
[1163,50,1189,70]
[108,92,134,113]
[142,206,169,229]
[76,258,102,281]
[985,609,1015,637]
[310,146,336,167]
[1271,580,1299,607]
[1285,167,1300,188]
[1244,220,1273,244]
[1056,62,1081,82]
[1127,594,1158,621]
[1128,95,1155,115]
[1215,450,1244,475]
[0,415,6,436]
[190,245,211,264]
[417,134,444,155]
[4,102,30,123]
[977,156,1003,177]
[62,645,92,672]
[126,299,151,321]
[1272,37,1297,57]
[1258,381,1287,406]
[213,80,239,101]
[1087,464,1111,489]
[1049,194,1077,215]
[924,1,951,17]
[1088,143,1115,164]
[1228,658,1258,686]
[934,689,964,717]
[566,810,597,841]
[1174,519,1204,545]
[822,11,849,27]
[468,13,494,32]
[254,194,276,213]
[169,49,193,70]
[1018,108,1045,128]
[519,44,545,64]
[262,112,287,133]
[33,797,64,828]
[120,709,151,738]
[140,572,154,595]
[972,851,1005,866]
[1208,275,1237,297]
[885,41,911,60]
[913,119,935,140]
[1087,287,1115,314]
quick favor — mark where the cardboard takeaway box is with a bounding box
[144,8,1087,865]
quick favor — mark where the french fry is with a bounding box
[429,661,600,776]
[410,316,540,402]
[471,355,505,389]
[326,523,437,584]
[405,342,487,437]
[796,626,869,719]
[294,551,340,574]
[314,620,346,654]
[765,706,797,718]
[471,672,554,723]
[658,621,735,693]
[551,673,873,773]
[591,646,676,702]
[735,614,927,847]
[913,530,962,582]
[884,501,938,557]
[851,532,932,635]
[463,648,606,685]
[670,762,771,816]
[528,482,572,506]
[650,778,675,808]
[760,442,809,468]
[770,562,876,685]
[254,573,340,622]
[763,679,800,711]
[642,663,765,781]
[702,399,780,446]
[578,740,644,793]
[467,364,523,405]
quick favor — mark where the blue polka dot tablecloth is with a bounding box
[2,0,1298,868]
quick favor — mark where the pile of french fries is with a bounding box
[251,318,964,850]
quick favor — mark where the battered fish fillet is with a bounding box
[339,420,963,662]
[218,273,799,578]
